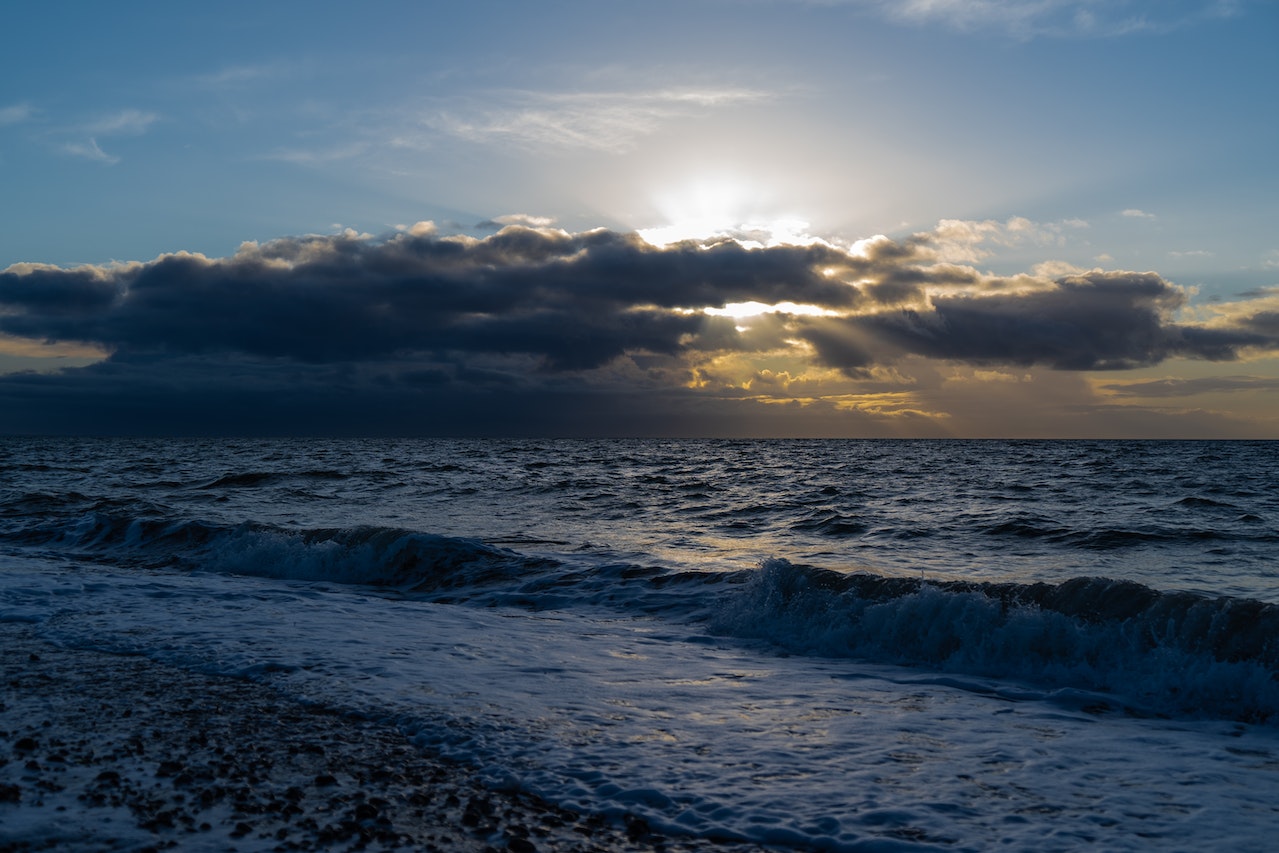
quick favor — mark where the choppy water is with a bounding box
[3,438,1279,850]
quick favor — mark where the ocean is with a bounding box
[2,437,1278,851]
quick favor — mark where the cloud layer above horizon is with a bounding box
[3,222,1278,437]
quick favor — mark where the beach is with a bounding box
[0,622,755,853]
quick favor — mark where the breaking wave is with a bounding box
[5,505,1278,724]
[711,559,1279,724]
[9,510,556,594]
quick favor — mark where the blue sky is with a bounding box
[2,0,1277,436]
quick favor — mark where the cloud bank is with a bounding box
[2,222,1276,436]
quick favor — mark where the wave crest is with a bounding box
[29,511,556,594]
[712,559,1279,723]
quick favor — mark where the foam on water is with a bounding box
[7,502,1278,725]
[4,557,1279,851]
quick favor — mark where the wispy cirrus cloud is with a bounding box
[61,138,119,165]
[260,142,371,165]
[86,109,159,136]
[0,103,35,126]
[426,86,772,153]
[192,63,293,89]
[835,0,1248,38]
[241,84,771,167]
[58,109,160,165]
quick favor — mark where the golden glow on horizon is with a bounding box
[0,333,109,361]
[0,333,109,375]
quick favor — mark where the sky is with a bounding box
[1,0,1277,437]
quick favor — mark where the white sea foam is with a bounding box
[5,556,1279,851]
[16,507,1279,725]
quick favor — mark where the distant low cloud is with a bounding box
[476,214,558,230]
[928,216,1089,263]
[1236,286,1279,299]
[2,221,1277,435]
[1099,375,1279,397]
[1122,208,1157,220]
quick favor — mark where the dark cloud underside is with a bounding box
[2,225,1276,435]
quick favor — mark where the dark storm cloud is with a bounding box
[4,224,1279,435]
[0,228,861,370]
[1232,309,1279,337]
[0,351,882,438]
[3,228,1276,373]
[0,263,121,314]
[803,271,1273,372]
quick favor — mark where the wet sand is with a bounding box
[0,623,767,852]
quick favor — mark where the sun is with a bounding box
[638,175,818,248]
[704,301,838,320]
[638,177,751,246]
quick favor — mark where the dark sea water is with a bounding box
[3,438,1278,850]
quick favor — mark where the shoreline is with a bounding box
[0,622,766,852]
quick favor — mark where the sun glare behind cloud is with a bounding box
[704,301,839,320]
[637,175,820,248]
